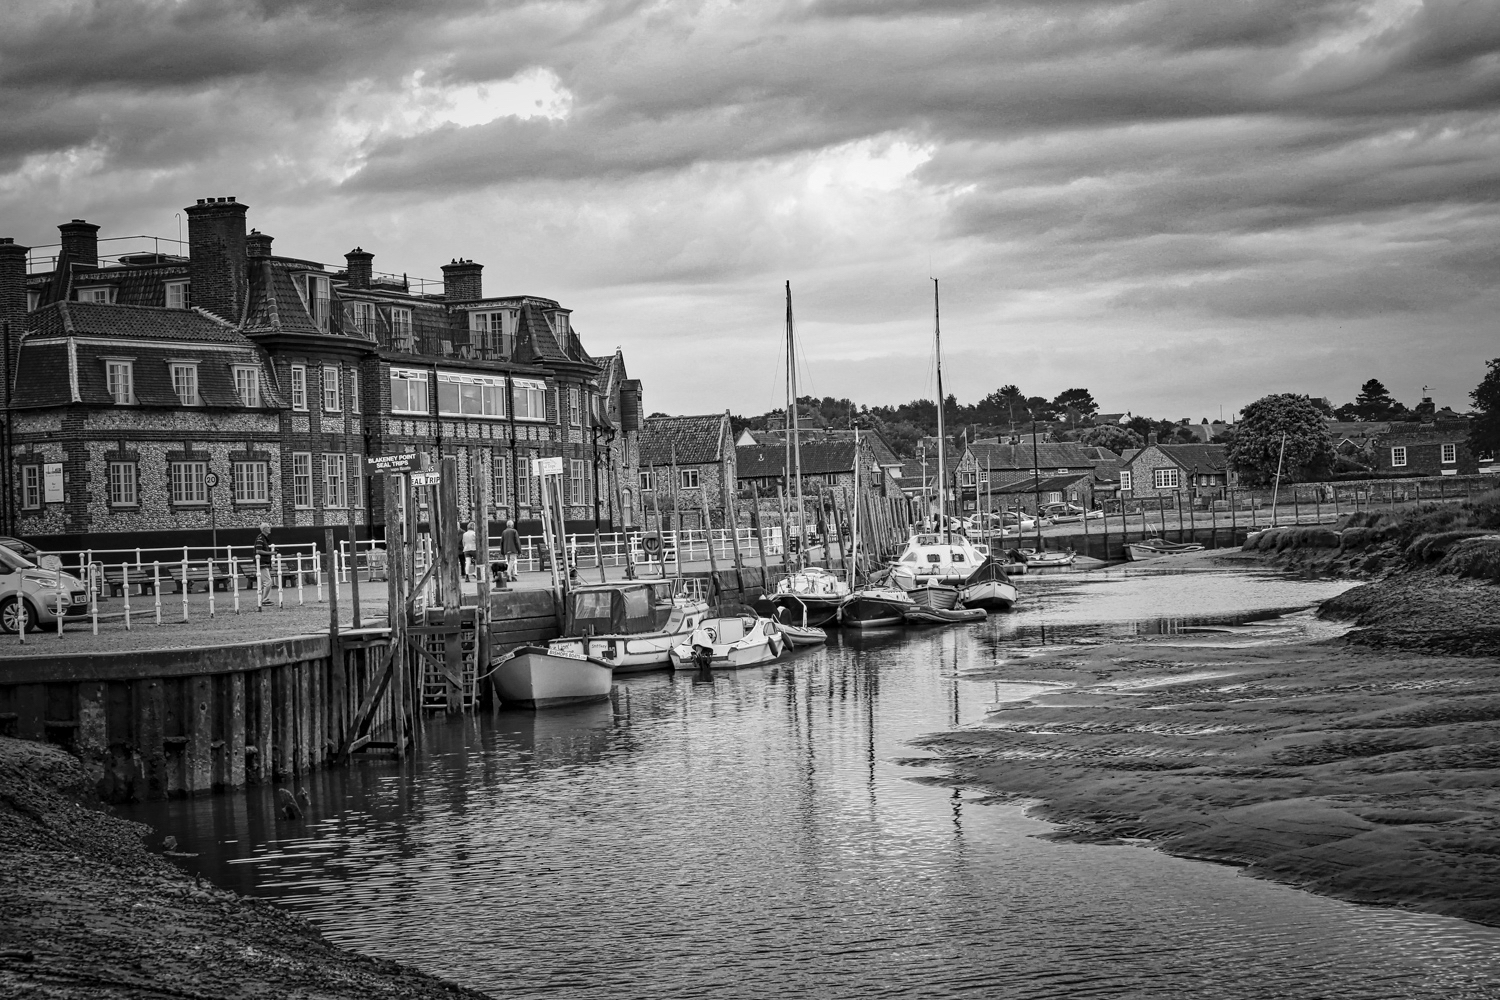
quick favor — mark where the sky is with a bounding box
[2,0,1498,421]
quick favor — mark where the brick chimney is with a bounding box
[0,238,30,408]
[185,196,249,322]
[58,220,100,269]
[1416,396,1436,422]
[345,247,373,288]
[1146,431,1158,445]
[441,258,482,301]
[246,229,274,259]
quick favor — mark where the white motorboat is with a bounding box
[888,533,989,590]
[669,615,786,670]
[550,581,709,673]
[492,644,614,709]
[1126,538,1205,561]
[766,566,849,627]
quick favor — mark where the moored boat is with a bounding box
[888,533,989,590]
[909,580,960,610]
[492,644,614,709]
[669,615,785,670]
[903,606,986,626]
[778,621,827,646]
[1126,538,1206,561]
[766,566,849,627]
[549,582,709,673]
[958,558,1018,611]
[1018,548,1076,569]
[839,586,915,628]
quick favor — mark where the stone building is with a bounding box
[1120,444,1235,500]
[0,197,636,546]
[1371,416,1477,477]
[637,413,735,529]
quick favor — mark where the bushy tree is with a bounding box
[1338,379,1408,421]
[1080,424,1143,453]
[1226,394,1337,486]
[1052,388,1098,417]
[1470,358,1500,460]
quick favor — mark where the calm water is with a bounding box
[130,564,1500,998]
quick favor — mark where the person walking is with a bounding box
[461,521,478,581]
[255,521,275,607]
[501,518,522,579]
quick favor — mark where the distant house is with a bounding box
[744,427,904,484]
[1095,413,1128,426]
[736,439,900,507]
[992,472,1097,514]
[956,441,1097,512]
[1121,444,1235,499]
[638,412,735,527]
[1372,418,1476,477]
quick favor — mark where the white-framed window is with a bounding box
[21,466,40,509]
[108,461,137,506]
[1391,447,1407,468]
[552,312,569,339]
[436,371,507,418]
[1152,467,1179,490]
[304,274,330,330]
[170,362,199,406]
[680,468,700,490]
[492,460,508,507]
[513,377,548,421]
[77,286,115,304]
[350,301,377,337]
[1120,470,1133,492]
[639,470,655,491]
[233,461,269,503]
[322,365,342,412]
[170,461,207,505]
[390,367,430,415]
[290,365,307,411]
[390,307,414,349]
[568,388,582,427]
[165,281,190,309]
[570,459,587,503]
[233,365,261,407]
[349,371,360,414]
[324,453,347,508]
[961,471,976,487]
[1442,443,1457,464]
[516,455,531,508]
[105,360,134,405]
[292,452,312,508]
[469,310,514,357]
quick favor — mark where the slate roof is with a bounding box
[32,301,242,343]
[1149,444,1230,475]
[736,442,862,479]
[967,441,1096,470]
[994,472,1094,494]
[243,259,321,335]
[640,414,727,466]
[514,301,569,363]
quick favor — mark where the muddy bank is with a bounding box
[0,737,489,999]
[924,636,1500,927]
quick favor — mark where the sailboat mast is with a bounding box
[934,279,947,542]
[787,281,805,563]
[850,425,860,583]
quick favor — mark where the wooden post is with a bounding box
[470,450,492,708]
[438,455,463,712]
[385,474,407,757]
[350,533,362,629]
[326,529,340,640]
[697,483,720,605]
[749,482,770,580]
[726,486,746,597]
[777,485,792,568]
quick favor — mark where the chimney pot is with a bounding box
[57,219,101,269]
[0,238,31,409]
[441,258,483,301]
[345,247,373,288]
[246,229,274,259]
[185,197,250,322]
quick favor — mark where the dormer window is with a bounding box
[470,310,514,358]
[391,308,414,350]
[78,286,115,304]
[105,359,134,405]
[303,274,330,330]
[165,281,191,309]
[170,362,200,406]
[350,301,377,337]
[233,365,261,408]
[552,312,569,338]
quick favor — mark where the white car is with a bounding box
[0,545,90,633]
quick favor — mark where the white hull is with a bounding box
[959,580,1017,610]
[1126,543,1205,561]
[493,647,613,709]
[779,623,827,646]
[668,617,785,670]
[565,601,709,673]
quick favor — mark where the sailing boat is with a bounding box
[766,281,850,627]
[887,279,988,599]
[838,410,916,628]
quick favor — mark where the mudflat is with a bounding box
[924,612,1500,927]
[0,736,486,999]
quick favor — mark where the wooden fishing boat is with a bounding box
[903,606,986,627]
[958,558,1018,611]
[777,621,828,646]
[1018,549,1076,569]
[908,580,960,610]
[669,615,785,670]
[548,582,709,673]
[492,644,614,709]
[839,586,915,628]
[1126,538,1206,561]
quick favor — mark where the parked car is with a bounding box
[1040,502,1103,521]
[0,536,42,562]
[0,544,89,633]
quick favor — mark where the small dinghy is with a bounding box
[1019,548,1076,569]
[771,605,828,646]
[1126,538,1206,561]
[669,615,786,670]
[839,586,915,629]
[909,581,960,610]
[492,644,614,709]
[903,606,987,627]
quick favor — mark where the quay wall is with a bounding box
[1011,524,1254,563]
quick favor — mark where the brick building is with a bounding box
[637,413,735,529]
[1120,443,1235,499]
[1371,417,1477,477]
[0,197,638,546]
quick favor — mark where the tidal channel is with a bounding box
[129,564,1500,998]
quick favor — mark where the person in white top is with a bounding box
[461,522,478,581]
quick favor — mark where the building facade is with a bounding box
[637,413,735,529]
[1120,444,1235,500]
[1,198,635,545]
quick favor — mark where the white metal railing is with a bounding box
[490,528,786,573]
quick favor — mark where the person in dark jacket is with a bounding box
[501,519,522,578]
[255,521,275,606]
